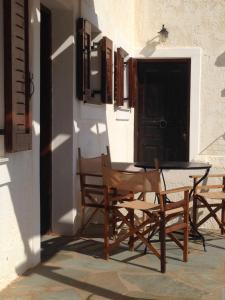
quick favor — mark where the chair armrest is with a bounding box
[160,186,191,195]
[116,170,142,174]
[189,174,225,179]
[195,184,224,190]
[77,172,102,177]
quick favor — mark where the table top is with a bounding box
[134,161,212,170]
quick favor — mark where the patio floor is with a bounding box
[1,227,225,300]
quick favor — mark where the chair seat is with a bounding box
[116,200,160,211]
[197,191,225,199]
[165,207,184,216]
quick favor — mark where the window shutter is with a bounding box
[101,36,113,103]
[114,48,128,106]
[128,58,137,108]
[76,18,92,102]
[4,0,31,152]
[114,48,124,106]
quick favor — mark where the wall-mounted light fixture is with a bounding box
[158,25,169,43]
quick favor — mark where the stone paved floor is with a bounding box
[0,228,225,300]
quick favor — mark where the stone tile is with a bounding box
[35,289,80,300]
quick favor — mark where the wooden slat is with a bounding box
[13,0,24,16]
[114,48,126,106]
[12,47,25,61]
[101,36,113,103]
[16,103,25,114]
[128,58,137,108]
[14,80,25,93]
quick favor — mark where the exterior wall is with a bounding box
[0,0,4,155]
[134,0,225,167]
[0,0,40,290]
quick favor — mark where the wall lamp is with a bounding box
[158,24,169,43]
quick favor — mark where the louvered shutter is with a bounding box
[101,37,113,103]
[76,18,92,102]
[114,48,124,106]
[128,58,137,108]
[4,0,31,152]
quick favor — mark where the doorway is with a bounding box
[135,59,190,163]
[40,4,52,235]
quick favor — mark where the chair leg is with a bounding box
[192,196,198,230]
[159,212,166,273]
[183,225,189,262]
[128,209,134,251]
[221,199,225,235]
[79,204,85,234]
[104,193,110,260]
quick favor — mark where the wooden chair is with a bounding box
[190,174,225,234]
[102,160,190,273]
[78,147,111,232]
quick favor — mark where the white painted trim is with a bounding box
[134,47,202,161]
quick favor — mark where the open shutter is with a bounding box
[114,48,128,106]
[128,58,137,108]
[4,0,31,152]
[76,18,92,102]
[101,37,113,103]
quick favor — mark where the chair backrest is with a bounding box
[189,173,225,193]
[102,165,162,194]
[78,146,111,175]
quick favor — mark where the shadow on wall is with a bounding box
[221,89,225,97]
[139,35,160,57]
[215,51,225,67]
[200,133,225,155]
[215,51,225,97]
[0,154,39,277]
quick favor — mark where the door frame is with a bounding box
[134,58,191,162]
[40,4,52,235]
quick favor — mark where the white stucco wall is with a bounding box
[0,0,40,291]
[0,0,4,156]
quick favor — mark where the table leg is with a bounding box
[188,167,210,252]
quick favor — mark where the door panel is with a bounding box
[136,60,190,163]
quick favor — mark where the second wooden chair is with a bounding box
[102,160,190,273]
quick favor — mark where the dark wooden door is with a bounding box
[136,59,190,162]
[40,5,52,235]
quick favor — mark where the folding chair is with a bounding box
[102,162,190,273]
[78,147,111,232]
[190,174,225,234]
